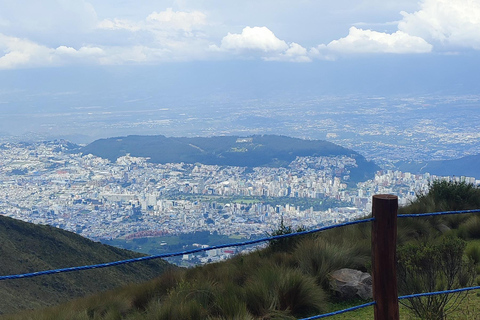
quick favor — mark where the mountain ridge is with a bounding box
[79,134,379,183]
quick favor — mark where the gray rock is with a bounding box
[329,268,372,300]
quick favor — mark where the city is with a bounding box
[1,140,477,248]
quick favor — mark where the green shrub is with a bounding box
[466,243,480,265]
[268,218,307,252]
[398,236,475,320]
[244,265,325,318]
[458,216,480,239]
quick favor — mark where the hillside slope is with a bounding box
[80,135,379,182]
[0,215,171,315]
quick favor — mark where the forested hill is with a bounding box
[0,215,171,315]
[80,135,379,182]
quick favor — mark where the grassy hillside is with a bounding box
[2,181,480,319]
[0,216,172,315]
[79,135,379,183]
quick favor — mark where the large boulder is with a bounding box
[329,268,372,300]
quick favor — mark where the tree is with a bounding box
[268,217,306,252]
[397,236,475,320]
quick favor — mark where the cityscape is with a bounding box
[1,140,477,254]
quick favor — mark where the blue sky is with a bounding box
[1,0,479,68]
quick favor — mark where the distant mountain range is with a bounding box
[395,154,480,179]
[79,135,379,183]
[0,215,171,314]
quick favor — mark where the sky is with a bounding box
[1,0,480,68]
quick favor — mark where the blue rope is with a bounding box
[299,301,376,319]
[399,209,480,218]
[0,217,374,281]
[399,285,480,300]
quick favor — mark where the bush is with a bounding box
[458,216,480,239]
[268,218,307,252]
[466,243,480,265]
[398,236,475,320]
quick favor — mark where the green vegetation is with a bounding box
[171,193,349,211]
[102,231,253,266]
[79,135,379,183]
[2,181,480,319]
[0,216,172,315]
[398,237,475,319]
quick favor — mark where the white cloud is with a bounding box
[0,34,53,69]
[214,26,310,62]
[398,0,480,49]
[0,33,105,69]
[219,26,289,52]
[266,42,312,62]
[321,26,432,55]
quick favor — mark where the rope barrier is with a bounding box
[398,208,480,218]
[399,285,480,300]
[3,207,480,319]
[299,301,376,319]
[0,217,374,281]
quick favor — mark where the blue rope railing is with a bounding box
[0,217,374,281]
[399,285,480,300]
[3,207,480,319]
[299,301,376,319]
[398,208,480,218]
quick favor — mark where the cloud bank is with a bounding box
[398,0,480,49]
[0,0,479,68]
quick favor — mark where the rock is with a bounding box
[437,223,451,234]
[329,268,372,300]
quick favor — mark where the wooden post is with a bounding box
[372,194,399,320]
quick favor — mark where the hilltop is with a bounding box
[79,135,379,183]
[0,215,172,315]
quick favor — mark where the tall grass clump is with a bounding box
[466,243,480,265]
[244,265,325,318]
[458,215,480,239]
[294,237,368,288]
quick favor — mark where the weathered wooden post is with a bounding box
[372,194,399,320]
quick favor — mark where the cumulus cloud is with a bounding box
[214,26,310,62]
[320,26,432,55]
[266,42,312,62]
[0,33,104,69]
[219,26,289,52]
[398,0,480,49]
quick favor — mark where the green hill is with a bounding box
[79,135,379,183]
[0,215,172,315]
